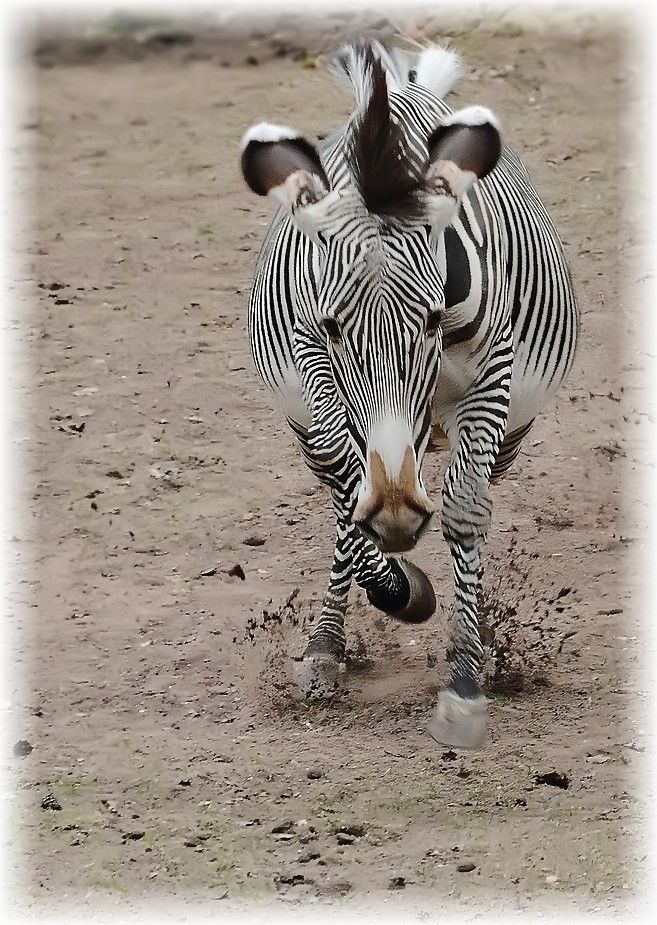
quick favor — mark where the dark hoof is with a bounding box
[386,558,436,624]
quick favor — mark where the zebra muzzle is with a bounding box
[353,443,434,554]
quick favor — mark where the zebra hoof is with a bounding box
[387,558,436,624]
[428,689,488,749]
[295,641,345,700]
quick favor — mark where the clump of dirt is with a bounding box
[234,588,307,708]
[237,587,303,646]
[479,535,577,696]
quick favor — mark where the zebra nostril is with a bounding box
[414,511,434,542]
[355,519,381,545]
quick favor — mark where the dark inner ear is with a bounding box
[241,137,329,196]
[427,122,501,179]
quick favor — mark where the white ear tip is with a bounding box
[415,45,463,98]
[240,122,301,151]
[445,105,500,131]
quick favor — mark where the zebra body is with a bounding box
[240,41,578,748]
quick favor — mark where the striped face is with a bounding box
[240,62,501,552]
[316,221,443,552]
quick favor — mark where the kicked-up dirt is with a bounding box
[4,7,654,920]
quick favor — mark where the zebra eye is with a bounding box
[426,309,442,335]
[321,317,341,342]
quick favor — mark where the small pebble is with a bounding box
[298,851,320,863]
[457,862,477,873]
[13,740,33,757]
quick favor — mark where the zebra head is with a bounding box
[241,43,501,553]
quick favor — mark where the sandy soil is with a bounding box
[5,12,653,920]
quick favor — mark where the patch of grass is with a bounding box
[491,692,512,705]
[196,222,215,237]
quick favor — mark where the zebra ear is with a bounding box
[426,106,501,204]
[240,123,331,212]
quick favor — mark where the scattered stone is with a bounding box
[137,27,194,48]
[333,823,366,837]
[41,793,62,811]
[514,798,527,807]
[243,535,266,547]
[622,742,646,753]
[105,469,124,479]
[534,771,570,790]
[442,750,458,761]
[274,873,305,888]
[198,567,218,577]
[271,820,295,834]
[298,851,320,863]
[306,769,323,779]
[13,740,33,757]
[388,876,406,890]
[178,779,192,787]
[227,563,246,580]
[336,832,355,846]
[101,799,120,815]
[317,880,352,897]
[457,862,477,873]
[456,766,471,779]
[122,831,145,842]
[184,836,204,848]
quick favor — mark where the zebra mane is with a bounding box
[329,39,463,222]
[327,38,463,106]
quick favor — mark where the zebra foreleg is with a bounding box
[428,420,504,749]
[351,532,436,625]
[297,488,435,699]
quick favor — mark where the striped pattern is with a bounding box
[244,40,579,697]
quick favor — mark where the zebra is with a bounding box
[238,39,579,748]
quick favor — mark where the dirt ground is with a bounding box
[5,9,654,920]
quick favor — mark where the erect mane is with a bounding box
[345,45,428,222]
